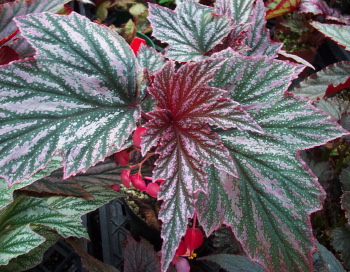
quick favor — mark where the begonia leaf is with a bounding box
[142,58,263,270]
[123,233,161,272]
[1,226,60,272]
[310,22,350,51]
[265,0,301,20]
[0,12,141,186]
[0,0,71,57]
[67,238,120,272]
[294,61,350,100]
[196,52,346,271]
[314,98,349,121]
[148,0,231,62]
[299,0,350,24]
[0,156,63,211]
[244,0,282,57]
[198,253,266,272]
[340,165,350,192]
[342,192,350,221]
[331,227,350,270]
[137,44,167,73]
[313,242,347,272]
[0,196,89,265]
[214,0,253,24]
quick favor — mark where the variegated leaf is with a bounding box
[244,0,282,57]
[72,159,126,186]
[45,184,122,220]
[211,49,303,105]
[0,156,63,211]
[1,226,60,272]
[196,51,346,271]
[142,58,264,270]
[310,22,350,51]
[0,225,44,266]
[148,0,231,62]
[314,98,349,121]
[293,61,350,100]
[299,0,350,24]
[0,196,88,265]
[0,12,141,186]
[0,196,89,239]
[214,0,253,24]
[23,174,93,198]
[137,44,167,73]
[0,0,71,57]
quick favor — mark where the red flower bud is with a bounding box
[110,184,120,192]
[133,126,147,147]
[130,174,146,191]
[146,182,160,198]
[120,169,131,188]
[114,149,130,166]
[130,37,146,55]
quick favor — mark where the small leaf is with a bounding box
[45,184,122,220]
[198,254,267,272]
[148,0,231,61]
[0,156,63,211]
[137,44,167,73]
[244,0,283,57]
[0,225,44,266]
[293,61,350,100]
[123,233,161,272]
[331,227,350,270]
[0,196,89,239]
[265,0,301,20]
[67,237,120,272]
[214,0,253,24]
[314,98,349,122]
[0,0,71,57]
[313,241,347,272]
[1,226,60,272]
[341,192,350,221]
[0,12,141,186]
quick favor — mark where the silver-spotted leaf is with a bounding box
[0,156,63,211]
[310,22,350,51]
[294,61,350,100]
[196,51,346,271]
[0,225,44,266]
[137,44,167,73]
[148,0,231,61]
[244,0,282,57]
[214,0,253,24]
[314,98,349,121]
[1,226,60,272]
[143,58,265,270]
[45,184,121,220]
[0,0,71,57]
[0,12,141,186]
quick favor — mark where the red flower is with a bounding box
[130,37,146,55]
[114,149,129,166]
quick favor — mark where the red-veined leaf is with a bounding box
[265,0,301,20]
[142,58,264,271]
